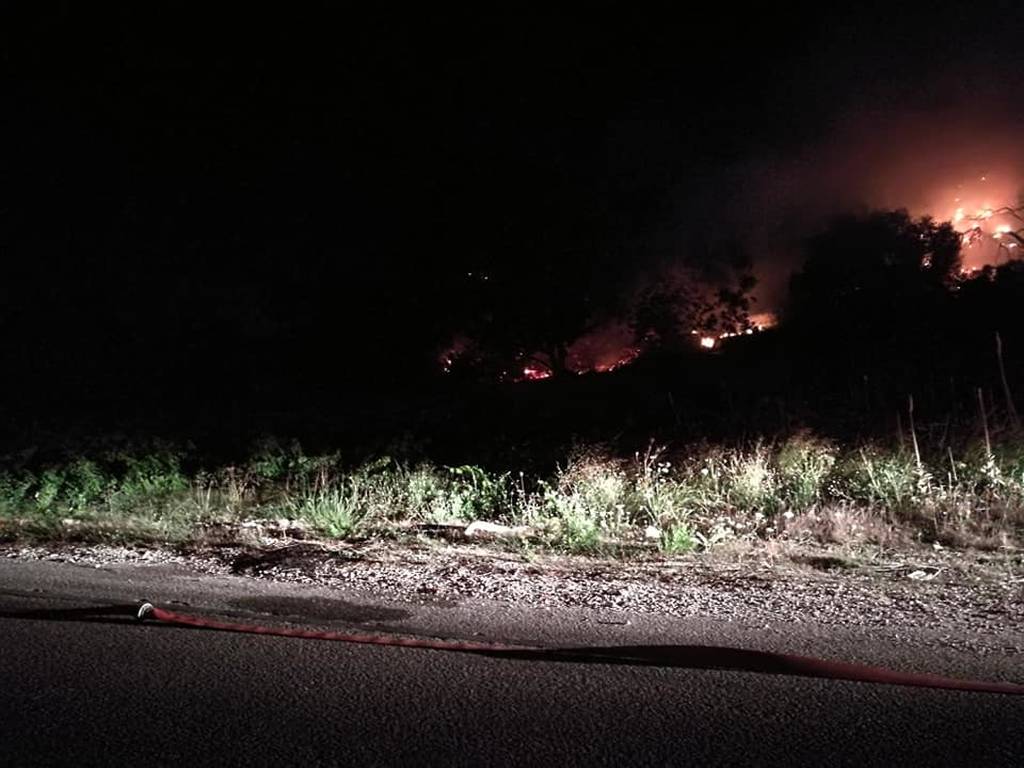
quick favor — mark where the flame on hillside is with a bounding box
[947,176,1023,269]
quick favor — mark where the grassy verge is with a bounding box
[1,433,1022,555]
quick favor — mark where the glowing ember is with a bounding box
[438,335,473,374]
[699,336,716,349]
[593,348,641,372]
[521,366,552,381]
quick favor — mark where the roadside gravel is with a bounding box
[3,534,1022,658]
[4,536,1019,651]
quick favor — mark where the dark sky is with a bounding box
[11,5,1021,265]
[5,3,1024,398]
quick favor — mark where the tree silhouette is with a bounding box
[447,235,759,378]
[454,250,619,379]
[631,243,757,351]
[789,210,960,330]
[785,209,962,395]
[962,201,1024,253]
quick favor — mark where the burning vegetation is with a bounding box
[440,189,1023,386]
[440,309,776,381]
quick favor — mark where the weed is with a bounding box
[633,445,687,526]
[34,469,65,511]
[832,448,927,512]
[444,465,511,521]
[404,464,451,520]
[555,512,603,553]
[660,523,697,554]
[724,445,779,513]
[693,521,736,551]
[2,437,1021,554]
[545,451,629,529]
[776,432,836,511]
[286,469,364,538]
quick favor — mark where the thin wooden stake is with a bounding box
[977,387,992,458]
[908,395,922,472]
[995,332,1021,432]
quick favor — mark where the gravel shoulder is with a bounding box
[3,533,1022,664]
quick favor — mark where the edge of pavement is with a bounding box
[1,555,1021,691]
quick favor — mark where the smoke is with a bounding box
[523,9,1024,373]
[452,80,1024,376]
[730,105,1024,308]
[569,105,1024,373]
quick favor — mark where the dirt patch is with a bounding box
[228,543,351,575]
[792,554,856,571]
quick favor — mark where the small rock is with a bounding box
[643,525,661,541]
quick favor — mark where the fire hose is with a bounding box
[135,601,1024,695]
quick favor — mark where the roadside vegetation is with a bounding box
[1,433,1022,557]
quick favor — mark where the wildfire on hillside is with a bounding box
[440,312,779,382]
[923,173,1024,271]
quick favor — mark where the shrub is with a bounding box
[776,432,837,511]
[831,447,928,512]
[444,465,512,521]
[0,471,34,513]
[993,443,1024,488]
[954,442,1024,500]
[33,469,65,511]
[246,437,306,481]
[116,449,187,498]
[61,459,112,511]
[544,452,629,532]
[403,463,452,520]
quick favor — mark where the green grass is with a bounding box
[2,436,1023,554]
[660,523,697,554]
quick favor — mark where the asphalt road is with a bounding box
[1,558,1022,767]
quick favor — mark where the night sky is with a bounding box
[5,3,1024,411]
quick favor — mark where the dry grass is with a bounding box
[1,435,1022,556]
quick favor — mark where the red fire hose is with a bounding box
[135,601,1024,695]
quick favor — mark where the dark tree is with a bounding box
[788,210,961,333]
[631,242,758,351]
[785,209,963,401]
[445,234,760,379]
[454,248,620,379]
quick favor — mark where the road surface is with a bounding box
[0,557,1021,766]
